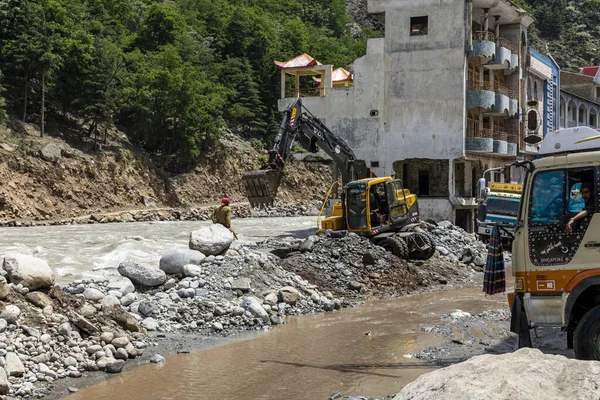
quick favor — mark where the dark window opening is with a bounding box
[418,170,430,196]
[370,110,379,117]
[371,161,380,168]
[410,16,428,36]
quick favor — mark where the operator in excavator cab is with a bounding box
[370,184,388,227]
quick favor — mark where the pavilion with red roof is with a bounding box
[275,53,351,99]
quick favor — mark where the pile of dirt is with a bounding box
[0,125,332,223]
[277,226,484,301]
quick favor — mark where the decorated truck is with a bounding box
[477,182,522,244]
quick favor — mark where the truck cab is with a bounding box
[477,182,522,244]
[485,127,600,359]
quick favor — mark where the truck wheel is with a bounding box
[378,237,408,259]
[574,304,600,360]
[410,233,436,260]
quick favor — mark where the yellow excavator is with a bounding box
[242,99,435,260]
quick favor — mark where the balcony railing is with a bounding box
[494,131,508,141]
[496,37,517,54]
[467,80,494,91]
[473,31,495,42]
[494,83,517,99]
[467,128,494,138]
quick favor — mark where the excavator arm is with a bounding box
[242,98,368,207]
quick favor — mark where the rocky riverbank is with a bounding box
[0,203,321,228]
[0,220,489,398]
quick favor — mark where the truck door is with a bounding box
[524,167,596,325]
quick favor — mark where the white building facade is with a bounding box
[279,0,532,232]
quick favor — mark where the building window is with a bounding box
[370,161,379,168]
[410,16,428,36]
[418,170,430,196]
[597,87,600,98]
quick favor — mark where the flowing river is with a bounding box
[0,217,506,399]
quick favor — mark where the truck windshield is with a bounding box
[487,197,520,216]
[346,185,367,229]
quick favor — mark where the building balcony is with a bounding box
[465,128,493,153]
[466,80,495,110]
[492,131,511,155]
[470,31,495,62]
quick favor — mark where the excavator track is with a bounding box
[242,169,284,208]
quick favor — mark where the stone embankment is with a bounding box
[0,220,488,398]
[0,203,321,228]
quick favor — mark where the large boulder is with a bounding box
[189,225,234,256]
[39,143,61,163]
[2,254,55,290]
[394,348,600,400]
[159,250,205,275]
[118,261,166,287]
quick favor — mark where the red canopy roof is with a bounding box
[580,66,600,77]
[313,67,353,83]
[274,53,322,69]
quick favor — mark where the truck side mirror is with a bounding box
[477,178,489,203]
[477,204,488,222]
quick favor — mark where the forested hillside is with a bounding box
[0,0,599,176]
[0,0,377,172]
[516,0,600,69]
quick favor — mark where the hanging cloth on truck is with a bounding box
[483,225,506,295]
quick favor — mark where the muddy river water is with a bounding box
[0,217,508,399]
[69,287,506,400]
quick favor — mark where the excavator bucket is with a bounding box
[242,169,284,208]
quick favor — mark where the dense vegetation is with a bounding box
[0,0,599,172]
[517,0,600,69]
[0,0,375,171]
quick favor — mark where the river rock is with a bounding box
[105,359,125,373]
[278,286,300,305]
[106,276,135,295]
[0,276,9,300]
[68,311,99,335]
[189,225,234,256]
[103,305,142,332]
[57,322,72,337]
[159,250,206,275]
[2,253,55,290]
[138,300,159,317]
[182,264,202,277]
[111,337,130,348]
[115,348,129,360]
[298,235,318,252]
[0,305,20,324]
[0,367,9,394]
[394,348,600,400]
[118,261,166,287]
[40,143,61,163]
[0,319,7,333]
[25,291,53,308]
[142,317,159,331]
[120,293,137,307]
[100,295,121,307]
[5,353,24,377]
[241,297,269,322]
[83,288,105,301]
[150,354,165,363]
[263,293,278,306]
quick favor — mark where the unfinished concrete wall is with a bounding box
[380,0,467,163]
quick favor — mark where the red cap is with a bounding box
[221,198,230,205]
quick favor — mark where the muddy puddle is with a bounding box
[70,287,508,400]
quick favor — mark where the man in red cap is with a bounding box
[212,197,232,231]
